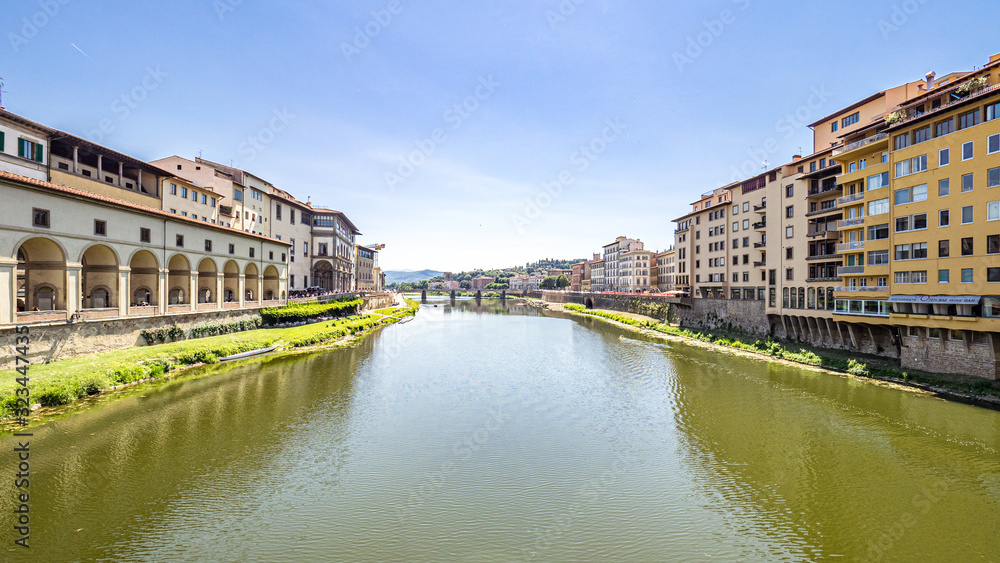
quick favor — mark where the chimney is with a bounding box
[925,71,936,91]
[791,154,802,162]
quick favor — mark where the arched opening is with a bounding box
[223,260,240,303]
[585,297,594,309]
[263,265,279,302]
[197,258,218,304]
[245,262,259,302]
[167,254,191,305]
[129,250,159,308]
[16,237,67,312]
[81,244,119,309]
[314,260,334,292]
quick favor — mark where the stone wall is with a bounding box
[674,298,769,337]
[539,291,675,322]
[899,334,998,380]
[0,293,397,370]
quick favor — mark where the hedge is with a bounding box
[261,299,363,325]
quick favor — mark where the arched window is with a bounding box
[134,287,152,306]
[35,286,55,311]
[91,287,111,308]
[169,287,185,305]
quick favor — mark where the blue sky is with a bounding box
[2,0,998,271]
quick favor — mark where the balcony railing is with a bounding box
[837,192,866,205]
[753,241,766,248]
[837,241,865,252]
[753,261,767,268]
[807,228,838,238]
[752,221,766,229]
[838,265,866,276]
[808,183,841,197]
[806,276,843,283]
[835,286,886,292]
[832,132,888,156]
[753,203,766,212]
[837,217,865,229]
[806,254,841,261]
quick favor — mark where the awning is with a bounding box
[888,295,981,305]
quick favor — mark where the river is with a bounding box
[2,296,999,561]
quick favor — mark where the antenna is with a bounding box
[197,149,202,159]
[0,77,5,108]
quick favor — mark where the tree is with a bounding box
[460,280,472,290]
[556,274,570,288]
[540,276,557,289]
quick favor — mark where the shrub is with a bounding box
[261,299,363,325]
[77,374,110,396]
[37,388,75,407]
[140,330,157,346]
[847,359,870,377]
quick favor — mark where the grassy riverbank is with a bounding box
[559,303,1000,405]
[0,299,419,421]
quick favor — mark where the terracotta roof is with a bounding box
[0,170,289,246]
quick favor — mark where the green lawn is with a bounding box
[0,298,420,419]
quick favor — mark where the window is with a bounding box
[894,271,927,284]
[859,158,867,170]
[785,226,793,238]
[786,185,794,198]
[939,209,950,227]
[181,187,188,198]
[94,219,107,236]
[913,126,930,144]
[961,268,973,283]
[894,184,927,205]
[849,162,856,173]
[939,269,950,283]
[732,222,738,232]
[894,133,910,150]
[742,237,749,247]
[958,109,980,130]
[249,247,255,258]
[786,247,793,260]
[989,235,1000,254]
[170,209,176,214]
[939,178,950,197]
[939,148,950,166]
[962,206,974,224]
[276,204,282,220]
[831,121,838,132]
[842,112,860,127]
[895,155,927,178]
[936,118,953,137]
[786,268,794,281]
[869,250,890,265]
[210,197,216,207]
[895,243,926,260]
[939,239,950,257]
[868,198,889,216]
[895,213,927,232]
[988,102,1000,121]
[989,201,1000,221]
[176,235,184,247]
[742,219,749,229]
[989,268,1000,283]
[290,209,296,224]
[228,244,235,255]
[140,227,151,243]
[961,237,973,256]
[786,206,794,218]
[170,183,177,195]
[989,134,1000,155]
[233,190,243,201]
[201,194,207,204]
[269,251,274,260]
[869,224,889,240]
[32,208,50,227]
[989,168,1000,188]
[868,172,889,190]
[17,138,44,162]
[962,141,975,161]
[962,173,974,192]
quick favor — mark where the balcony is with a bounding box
[837,217,865,229]
[807,183,841,198]
[753,203,766,213]
[753,241,766,249]
[806,254,841,261]
[806,276,843,283]
[837,192,866,206]
[837,241,865,252]
[807,228,839,239]
[835,286,887,293]
[752,221,766,230]
[832,132,889,157]
[838,265,866,276]
[805,204,839,217]
[753,260,767,268]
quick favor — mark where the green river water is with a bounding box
[2,297,999,561]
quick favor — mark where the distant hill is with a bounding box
[384,269,444,285]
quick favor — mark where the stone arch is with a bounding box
[81,244,119,309]
[314,260,334,291]
[223,260,240,303]
[167,254,191,305]
[263,265,279,301]
[16,237,67,312]
[197,257,218,304]
[245,262,259,301]
[129,250,159,307]
[585,297,594,309]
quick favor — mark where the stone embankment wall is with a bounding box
[539,291,674,322]
[0,294,397,370]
